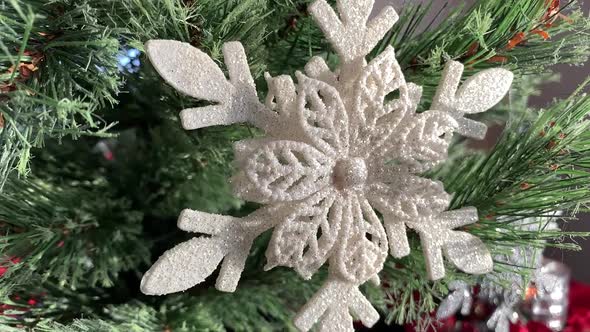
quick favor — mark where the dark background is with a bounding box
[375,0,590,283]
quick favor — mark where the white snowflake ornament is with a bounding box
[140,1,513,331]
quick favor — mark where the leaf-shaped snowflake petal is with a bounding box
[333,194,388,283]
[402,111,458,165]
[354,47,409,128]
[145,40,230,104]
[352,47,410,156]
[141,236,228,295]
[237,140,332,203]
[296,72,349,157]
[265,189,342,279]
[368,177,450,221]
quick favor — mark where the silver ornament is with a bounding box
[436,281,473,320]
[487,304,520,332]
[530,260,570,331]
[478,217,560,331]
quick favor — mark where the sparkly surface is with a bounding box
[436,281,473,320]
[432,61,513,140]
[481,218,559,301]
[481,218,561,332]
[437,217,562,332]
[141,208,278,294]
[141,0,513,331]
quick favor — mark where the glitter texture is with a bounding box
[436,217,560,332]
[141,1,513,331]
[436,281,473,320]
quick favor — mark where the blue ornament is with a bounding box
[117,47,141,73]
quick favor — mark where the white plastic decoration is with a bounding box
[140,1,513,331]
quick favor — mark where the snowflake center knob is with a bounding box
[332,158,368,190]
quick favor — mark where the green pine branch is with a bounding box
[0,0,199,185]
[0,176,150,297]
[29,302,161,332]
[382,0,590,108]
[1,0,590,330]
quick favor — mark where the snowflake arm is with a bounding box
[294,280,379,332]
[264,73,297,117]
[432,61,514,139]
[140,208,278,294]
[416,207,493,280]
[368,180,492,280]
[145,40,277,132]
[309,0,398,63]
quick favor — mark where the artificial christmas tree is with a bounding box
[1,0,590,331]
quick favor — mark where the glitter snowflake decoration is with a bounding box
[140,1,513,331]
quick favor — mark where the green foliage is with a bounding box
[0,0,121,182]
[440,84,590,238]
[377,238,472,327]
[102,124,245,219]
[35,320,126,332]
[33,302,162,332]
[360,1,590,324]
[162,270,320,332]
[0,176,150,296]
[193,0,270,78]
[1,0,590,330]
[380,0,590,106]
[0,0,198,184]
[111,0,197,45]
[264,0,329,76]
[378,85,590,325]
[0,270,321,331]
[439,86,590,260]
